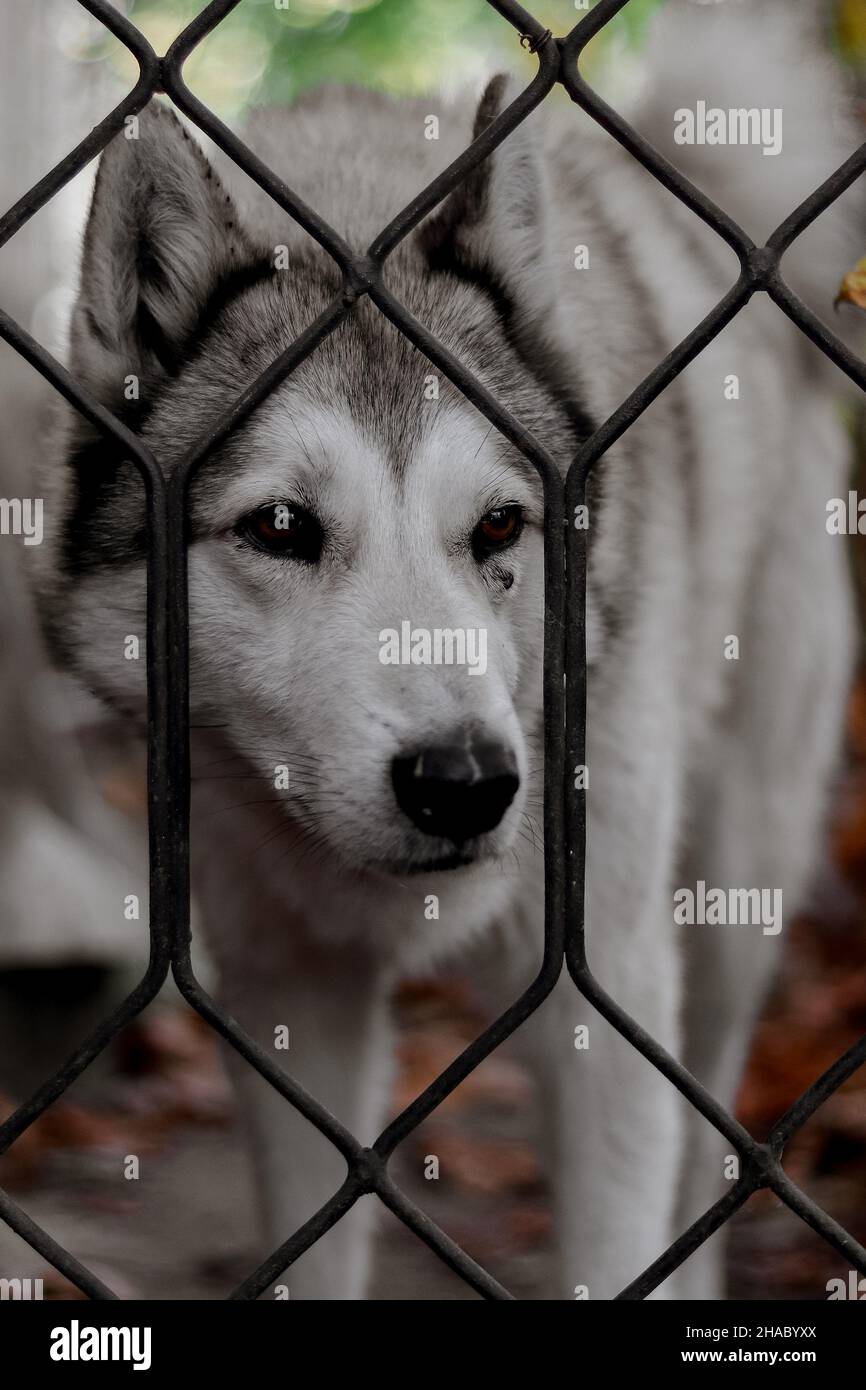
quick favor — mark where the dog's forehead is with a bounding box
[183,254,545,518]
[232,395,527,518]
[266,270,496,464]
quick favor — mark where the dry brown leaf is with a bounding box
[836,257,866,311]
[412,1126,544,1197]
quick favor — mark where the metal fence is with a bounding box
[1,0,866,1301]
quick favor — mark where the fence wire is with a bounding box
[0,0,865,1301]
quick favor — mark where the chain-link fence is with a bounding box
[1,0,866,1301]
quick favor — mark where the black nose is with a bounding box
[392,739,519,843]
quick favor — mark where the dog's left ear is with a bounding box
[420,76,550,304]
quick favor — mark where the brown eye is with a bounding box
[472,504,524,560]
[235,503,323,564]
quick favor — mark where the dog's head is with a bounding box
[45,85,588,879]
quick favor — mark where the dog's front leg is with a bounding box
[512,674,685,1299]
[526,901,682,1301]
[218,941,392,1300]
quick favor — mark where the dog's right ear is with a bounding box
[419,76,552,318]
[69,102,253,415]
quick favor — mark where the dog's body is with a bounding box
[38,2,860,1298]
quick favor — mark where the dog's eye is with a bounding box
[235,503,323,563]
[472,505,523,560]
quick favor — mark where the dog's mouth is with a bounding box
[400,851,477,875]
[362,849,479,878]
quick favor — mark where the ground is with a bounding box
[2,687,866,1301]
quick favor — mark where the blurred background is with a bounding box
[1,0,866,1299]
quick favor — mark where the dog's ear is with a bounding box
[420,76,550,304]
[69,102,253,412]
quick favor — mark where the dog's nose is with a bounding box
[391,739,519,842]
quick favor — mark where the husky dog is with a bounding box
[37,1,860,1298]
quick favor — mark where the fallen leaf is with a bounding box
[836,256,866,311]
[411,1126,544,1197]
